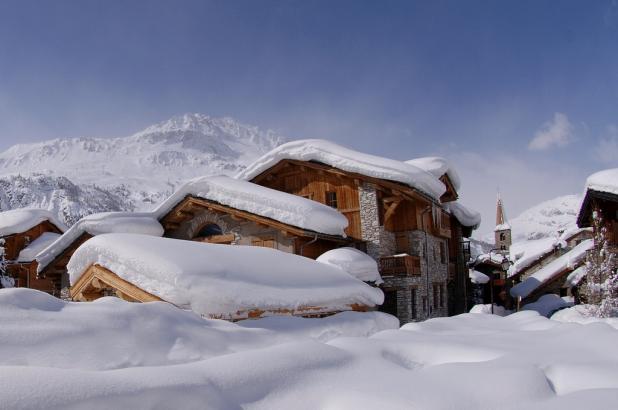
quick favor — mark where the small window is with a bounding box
[301,193,314,200]
[439,242,446,263]
[422,296,427,313]
[196,223,223,238]
[500,245,506,250]
[326,191,338,208]
[500,233,506,241]
[395,233,409,254]
[252,238,275,248]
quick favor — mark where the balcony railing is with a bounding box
[379,255,421,277]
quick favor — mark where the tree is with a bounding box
[0,238,15,289]
[585,208,617,317]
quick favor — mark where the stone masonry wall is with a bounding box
[358,182,449,324]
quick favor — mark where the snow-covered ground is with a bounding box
[2,288,618,409]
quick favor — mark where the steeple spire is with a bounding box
[494,192,512,252]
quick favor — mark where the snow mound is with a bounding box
[444,201,481,229]
[469,304,510,316]
[316,247,383,284]
[2,291,618,409]
[36,212,163,272]
[551,304,618,329]
[0,208,66,237]
[405,156,461,191]
[237,139,446,200]
[153,175,348,236]
[585,168,618,195]
[523,294,573,317]
[510,239,593,298]
[67,234,384,318]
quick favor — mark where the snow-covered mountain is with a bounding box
[0,114,287,225]
[481,194,582,244]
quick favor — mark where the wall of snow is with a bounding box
[585,168,618,195]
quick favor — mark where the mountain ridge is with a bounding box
[0,113,287,225]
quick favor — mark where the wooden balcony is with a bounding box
[379,255,421,277]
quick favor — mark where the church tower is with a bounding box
[494,193,512,252]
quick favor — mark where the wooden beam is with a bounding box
[384,199,402,222]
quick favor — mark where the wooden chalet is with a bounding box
[577,184,618,251]
[71,264,369,320]
[158,193,351,259]
[0,209,66,294]
[238,140,479,323]
[68,234,381,321]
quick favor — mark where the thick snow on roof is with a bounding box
[510,239,593,298]
[565,265,588,287]
[0,208,66,237]
[508,237,557,277]
[153,175,348,236]
[585,168,618,195]
[237,139,446,200]
[316,247,383,284]
[405,156,461,191]
[36,212,163,272]
[444,201,481,229]
[17,232,61,262]
[469,269,490,284]
[508,227,591,278]
[67,234,383,318]
[494,222,511,232]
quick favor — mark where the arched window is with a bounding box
[500,232,506,241]
[196,223,223,238]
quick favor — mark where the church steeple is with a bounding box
[494,193,512,252]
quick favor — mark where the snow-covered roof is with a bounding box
[153,175,348,237]
[236,139,446,201]
[67,234,384,318]
[405,156,461,192]
[494,222,511,232]
[36,212,164,273]
[469,269,490,284]
[510,239,593,299]
[316,247,383,284]
[564,265,588,287]
[0,208,67,237]
[508,227,591,278]
[585,168,618,196]
[444,201,481,229]
[17,232,61,262]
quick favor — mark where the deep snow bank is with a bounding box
[2,288,618,410]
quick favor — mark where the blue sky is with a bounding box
[0,0,617,234]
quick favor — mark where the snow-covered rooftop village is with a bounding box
[1,2,618,409]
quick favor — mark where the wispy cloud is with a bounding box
[528,112,574,151]
[594,125,618,165]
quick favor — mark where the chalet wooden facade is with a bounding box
[158,194,351,259]
[577,187,618,250]
[1,216,64,294]
[245,158,475,323]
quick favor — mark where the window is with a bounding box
[252,237,275,248]
[325,191,338,208]
[439,242,446,264]
[380,290,398,317]
[500,245,506,250]
[301,193,314,200]
[410,288,417,319]
[395,233,409,254]
[500,232,506,241]
[196,223,223,238]
[422,296,427,313]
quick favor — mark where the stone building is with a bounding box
[237,140,480,324]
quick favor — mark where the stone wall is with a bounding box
[166,208,295,253]
[358,182,449,323]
